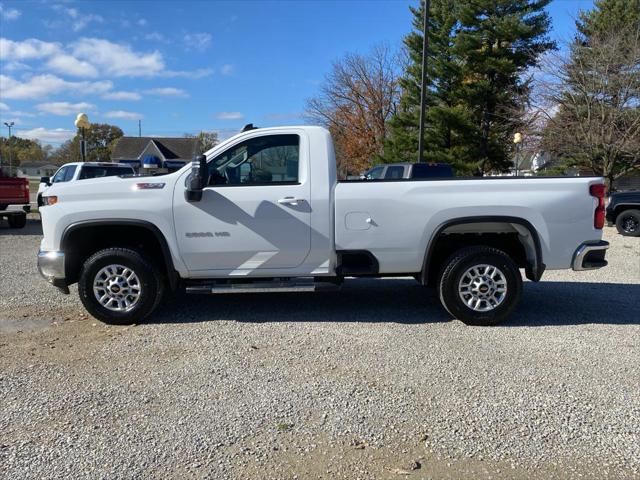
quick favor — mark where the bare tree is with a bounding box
[538,26,640,186]
[305,45,400,177]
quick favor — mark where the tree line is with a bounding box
[307,0,640,185]
[0,127,219,174]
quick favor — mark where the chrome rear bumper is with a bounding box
[572,240,609,271]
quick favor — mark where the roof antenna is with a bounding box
[241,123,258,133]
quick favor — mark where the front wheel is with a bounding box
[7,213,27,229]
[78,247,164,325]
[438,246,522,326]
[615,209,640,236]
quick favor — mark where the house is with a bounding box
[111,137,199,171]
[17,162,59,178]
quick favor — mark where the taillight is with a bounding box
[590,184,606,229]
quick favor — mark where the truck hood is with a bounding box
[44,172,179,202]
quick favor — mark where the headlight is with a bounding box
[42,195,58,206]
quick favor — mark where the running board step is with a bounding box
[186,280,341,295]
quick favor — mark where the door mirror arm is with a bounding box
[185,155,207,202]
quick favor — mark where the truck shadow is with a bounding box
[0,218,42,236]
[150,279,640,327]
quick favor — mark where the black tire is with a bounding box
[615,209,640,237]
[438,246,522,326]
[78,247,164,325]
[7,213,27,229]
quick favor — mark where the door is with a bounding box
[173,133,311,273]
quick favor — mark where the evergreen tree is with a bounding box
[383,0,555,175]
[577,0,639,38]
[382,0,478,174]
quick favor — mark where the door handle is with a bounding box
[278,197,305,206]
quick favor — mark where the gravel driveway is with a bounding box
[1,218,639,479]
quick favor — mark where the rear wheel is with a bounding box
[438,246,522,326]
[615,209,640,236]
[7,213,26,229]
[78,247,164,325]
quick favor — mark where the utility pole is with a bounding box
[3,121,14,176]
[139,120,142,137]
[417,0,430,164]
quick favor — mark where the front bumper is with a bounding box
[572,240,609,271]
[37,250,69,293]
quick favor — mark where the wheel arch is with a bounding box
[420,216,544,285]
[61,219,179,290]
[613,204,640,217]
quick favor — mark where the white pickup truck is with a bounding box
[37,126,609,326]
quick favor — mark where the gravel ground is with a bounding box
[0,217,639,479]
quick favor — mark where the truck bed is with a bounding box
[334,176,603,272]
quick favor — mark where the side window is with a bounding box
[385,166,405,179]
[51,167,68,183]
[64,165,77,181]
[209,134,300,186]
[366,166,384,179]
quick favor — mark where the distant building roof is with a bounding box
[112,137,198,161]
[19,162,59,169]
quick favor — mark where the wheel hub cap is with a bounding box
[93,264,141,312]
[623,217,638,233]
[458,264,507,312]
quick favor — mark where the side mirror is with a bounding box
[185,155,207,202]
[40,176,51,185]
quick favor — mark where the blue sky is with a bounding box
[1,0,594,146]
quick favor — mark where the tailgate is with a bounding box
[0,179,30,204]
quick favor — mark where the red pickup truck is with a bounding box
[0,175,30,228]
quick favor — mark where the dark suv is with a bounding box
[606,191,640,236]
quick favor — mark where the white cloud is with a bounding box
[0,102,8,111]
[102,91,141,101]
[36,102,95,116]
[62,7,78,18]
[0,4,21,20]
[71,38,164,77]
[16,127,75,143]
[162,68,213,79]
[51,5,102,31]
[220,64,234,76]
[144,32,166,42]
[184,32,212,51]
[4,61,31,72]
[0,74,112,100]
[0,36,211,81]
[137,18,147,26]
[0,116,22,125]
[215,111,243,121]
[104,110,143,120]
[72,13,103,32]
[46,54,99,77]
[145,87,188,97]
[0,38,60,60]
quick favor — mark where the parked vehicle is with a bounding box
[37,162,135,207]
[362,162,454,180]
[606,190,640,237]
[0,175,30,228]
[38,126,609,326]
